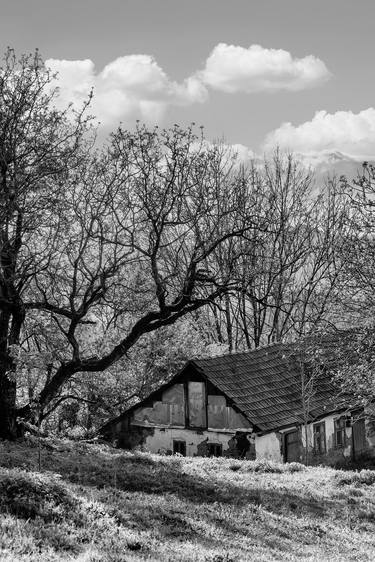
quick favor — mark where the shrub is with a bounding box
[241,459,283,473]
[240,459,305,474]
[335,468,375,487]
[286,462,306,473]
[0,468,78,522]
[229,463,241,472]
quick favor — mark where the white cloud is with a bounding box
[230,143,256,162]
[46,55,208,126]
[263,108,375,160]
[198,43,330,93]
[45,44,330,127]
[192,140,256,162]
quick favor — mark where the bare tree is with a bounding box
[0,48,269,438]
[330,163,375,407]
[196,153,348,349]
[0,49,92,438]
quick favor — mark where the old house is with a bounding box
[100,339,375,465]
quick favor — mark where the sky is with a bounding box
[1,0,375,163]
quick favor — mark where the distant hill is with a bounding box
[246,149,371,187]
[297,151,372,185]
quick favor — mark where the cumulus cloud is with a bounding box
[230,143,257,162]
[193,140,256,161]
[198,43,330,93]
[45,44,330,127]
[263,108,375,160]
[46,55,208,126]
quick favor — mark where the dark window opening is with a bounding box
[236,432,251,458]
[207,442,222,457]
[173,440,186,456]
[313,422,326,454]
[334,417,346,448]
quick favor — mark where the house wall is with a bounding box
[256,411,375,466]
[132,384,185,427]
[255,432,283,462]
[103,379,375,465]
[300,413,351,465]
[130,383,251,432]
[138,426,255,458]
[107,421,256,458]
[106,382,255,458]
[365,405,375,450]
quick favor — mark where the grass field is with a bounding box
[1,438,375,561]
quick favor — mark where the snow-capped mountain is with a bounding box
[296,151,372,184]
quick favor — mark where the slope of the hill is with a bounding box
[0,438,375,561]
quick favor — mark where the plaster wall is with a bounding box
[302,413,352,464]
[255,432,283,462]
[140,427,239,456]
[365,405,375,452]
[255,413,353,464]
[301,413,351,458]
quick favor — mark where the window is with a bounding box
[313,422,326,454]
[173,440,186,456]
[334,417,346,448]
[207,443,222,457]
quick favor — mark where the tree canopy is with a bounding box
[0,49,369,438]
[0,50,267,438]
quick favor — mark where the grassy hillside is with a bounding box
[1,438,375,561]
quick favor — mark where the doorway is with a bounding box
[352,418,367,460]
[284,430,301,462]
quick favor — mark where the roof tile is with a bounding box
[191,338,341,431]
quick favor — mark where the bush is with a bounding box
[0,468,78,522]
[239,459,305,474]
[229,463,241,472]
[252,459,284,473]
[335,468,375,487]
[286,462,306,473]
[63,426,88,440]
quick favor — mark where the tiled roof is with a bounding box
[190,336,345,432]
[101,331,353,435]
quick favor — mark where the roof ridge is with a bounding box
[192,340,288,362]
[192,328,354,364]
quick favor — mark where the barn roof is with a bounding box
[101,332,353,435]
[189,335,344,432]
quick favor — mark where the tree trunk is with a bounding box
[0,304,18,438]
[225,293,233,353]
[0,303,25,439]
[0,368,17,439]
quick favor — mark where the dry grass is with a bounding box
[1,437,375,561]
